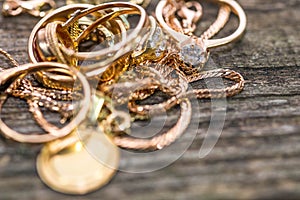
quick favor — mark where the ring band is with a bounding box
[155,0,247,49]
[0,62,90,143]
[28,3,149,90]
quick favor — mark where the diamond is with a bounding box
[155,40,166,57]
[147,26,166,58]
[179,42,207,66]
[148,27,163,48]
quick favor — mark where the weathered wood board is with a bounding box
[0,0,299,199]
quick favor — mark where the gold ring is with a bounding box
[28,3,149,90]
[156,0,247,49]
[0,62,90,143]
[28,3,127,89]
[155,0,247,68]
[28,4,94,89]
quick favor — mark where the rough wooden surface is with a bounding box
[0,0,300,199]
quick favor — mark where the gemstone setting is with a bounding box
[148,27,163,48]
[179,40,207,66]
[146,26,166,58]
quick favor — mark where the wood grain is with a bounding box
[0,0,299,199]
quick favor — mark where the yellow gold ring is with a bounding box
[28,3,149,89]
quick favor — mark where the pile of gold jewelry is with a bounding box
[1,0,246,195]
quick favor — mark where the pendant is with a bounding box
[36,128,119,195]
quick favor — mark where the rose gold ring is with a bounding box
[156,0,247,49]
[0,62,91,143]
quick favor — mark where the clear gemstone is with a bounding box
[147,26,166,57]
[159,40,166,51]
[180,43,206,66]
[155,39,166,56]
[155,49,162,57]
[148,27,163,48]
[149,40,156,48]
